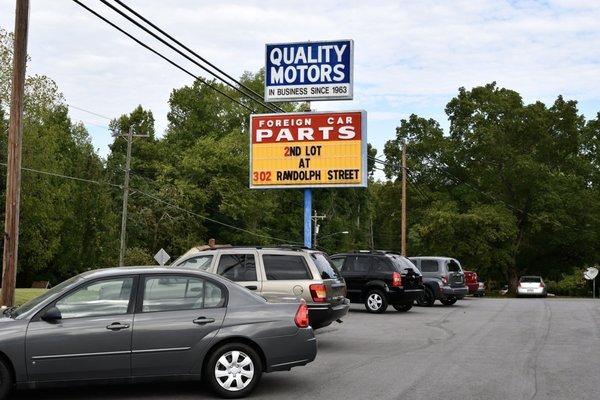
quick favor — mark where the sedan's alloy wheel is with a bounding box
[214,350,255,391]
[367,293,383,311]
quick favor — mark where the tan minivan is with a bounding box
[171,246,350,329]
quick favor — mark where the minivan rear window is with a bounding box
[420,259,439,272]
[311,252,342,280]
[447,260,461,272]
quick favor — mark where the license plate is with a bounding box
[527,289,533,293]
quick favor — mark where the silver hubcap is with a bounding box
[368,293,383,310]
[215,350,254,391]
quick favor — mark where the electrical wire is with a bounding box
[67,104,112,120]
[110,0,284,114]
[1,162,301,245]
[72,0,255,113]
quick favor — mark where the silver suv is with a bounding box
[409,256,469,306]
[172,246,350,329]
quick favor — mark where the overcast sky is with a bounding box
[1,0,600,161]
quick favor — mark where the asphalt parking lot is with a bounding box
[14,297,600,400]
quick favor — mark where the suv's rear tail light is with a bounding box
[392,272,402,287]
[441,276,449,285]
[540,281,545,288]
[294,300,309,328]
[309,284,327,303]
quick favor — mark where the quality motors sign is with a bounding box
[250,111,367,188]
[265,40,354,102]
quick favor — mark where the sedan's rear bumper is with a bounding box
[261,327,318,373]
[517,287,546,296]
[308,298,350,329]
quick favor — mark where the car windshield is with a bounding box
[387,254,421,275]
[12,276,80,318]
[311,252,342,279]
[520,276,542,283]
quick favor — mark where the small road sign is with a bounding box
[584,267,598,280]
[154,248,170,266]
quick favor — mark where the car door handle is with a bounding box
[106,322,130,331]
[193,317,215,325]
[244,285,258,290]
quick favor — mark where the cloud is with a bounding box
[1,0,599,157]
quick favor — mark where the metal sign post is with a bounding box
[304,189,312,248]
[583,267,598,299]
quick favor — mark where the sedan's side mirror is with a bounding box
[41,307,62,322]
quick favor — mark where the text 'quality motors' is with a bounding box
[267,43,351,85]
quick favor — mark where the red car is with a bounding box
[464,271,484,296]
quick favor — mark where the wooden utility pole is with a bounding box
[401,142,407,256]
[1,0,30,307]
[117,127,148,266]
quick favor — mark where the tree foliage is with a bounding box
[2,26,599,288]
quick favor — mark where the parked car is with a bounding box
[329,251,424,313]
[172,246,350,329]
[476,276,486,297]
[464,270,480,296]
[517,276,547,297]
[0,267,317,399]
[409,256,469,306]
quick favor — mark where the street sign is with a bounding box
[584,267,598,280]
[249,111,367,189]
[154,248,170,266]
[264,40,353,102]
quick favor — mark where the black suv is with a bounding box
[331,251,424,313]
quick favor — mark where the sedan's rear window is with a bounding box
[520,276,542,282]
[311,252,342,279]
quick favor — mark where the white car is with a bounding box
[517,276,547,297]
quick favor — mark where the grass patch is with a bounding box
[1,288,48,306]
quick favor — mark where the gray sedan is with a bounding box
[0,267,317,399]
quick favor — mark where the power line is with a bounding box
[1,162,301,245]
[99,0,276,114]
[134,189,303,245]
[72,0,255,113]
[0,162,122,188]
[67,104,112,120]
[110,0,284,114]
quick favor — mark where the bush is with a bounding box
[546,270,589,297]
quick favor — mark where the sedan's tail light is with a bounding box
[540,281,545,288]
[294,300,309,328]
[309,284,327,303]
[392,272,402,287]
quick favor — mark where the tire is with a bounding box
[205,343,262,398]
[393,303,413,312]
[364,290,388,313]
[440,296,458,306]
[0,358,13,400]
[416,287,435,307]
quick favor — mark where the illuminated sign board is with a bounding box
[250,111,367,189]
[264,40,353,102]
